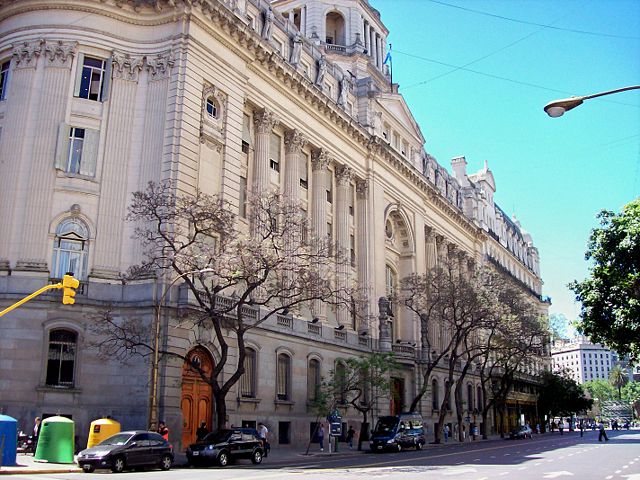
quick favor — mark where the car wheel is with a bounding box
[251,449,263,464]
[111,456,126,473]
[160,454,172,471]
[218,451,229,467]
[82,464,95,473]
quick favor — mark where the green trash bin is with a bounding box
[34,416,75,464]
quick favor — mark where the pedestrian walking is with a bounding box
[158,421,169,441]
[346,426,356,449]
[196,421,209,441]
[558,420,564,435]
[318,424,325,451]
[598,420,609,442]
[443,424,450,443]
[257,422,270,457]
[579,420,584,437]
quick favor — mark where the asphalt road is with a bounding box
[9,429,640,480]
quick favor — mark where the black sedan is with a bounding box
[76,431,173,473]
[186,428,264,467]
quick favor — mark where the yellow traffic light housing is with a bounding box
[62,274,80,305]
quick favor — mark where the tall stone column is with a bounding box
[435,235,449,352]
[0,40,43,271]
[378,297,392,352]
[283,129,306,202]
[356,179,371,332]
[424,226,438,357]
[335,164,353,328]
[91,51,143,279]
[425,226,437,271]
[17,41,77,273]
[369,28,375,61]
[252,109,278,196]
[310,148,330,320]
[458,251,468,279]
[448,244,459,279]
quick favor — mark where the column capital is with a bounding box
[335,164,353,186]
[311,148,331,171]
[112,50,144,82]
[253,109,279,134]
[146,50,175,79]
[43,40,77,68]
[355,178,368,198]
[425,225,435,240]
[12,39,43,69]
[447,243,458,255]
[284,129,307,154]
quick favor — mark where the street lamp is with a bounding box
[148,268,215,428]
[544,85,640,117]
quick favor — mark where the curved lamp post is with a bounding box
[544,85,640,117]
[148,268,215,428]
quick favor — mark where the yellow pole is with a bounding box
[0,283,63,318]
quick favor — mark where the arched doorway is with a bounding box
[325,11,346,45]
[181,347,214,448]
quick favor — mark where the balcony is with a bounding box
[392,344,416,358]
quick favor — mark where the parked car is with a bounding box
[509,425,533,440]
[186,428,264,467]
[76,430,173,473]
[370,412,426,452]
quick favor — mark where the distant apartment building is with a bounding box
[551,336,619,384]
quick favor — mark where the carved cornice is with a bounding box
[43,40,77,68]
[335,164,353,186]
[311,149,331,171]
[284,129,307,154]
[146,50,174,79]
[253,109,278,134]
[112,50,144,82]
[12,39,43,69]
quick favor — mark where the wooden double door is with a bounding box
[181,347,213,449]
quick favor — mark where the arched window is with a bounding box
[431,378,439,410]
[51,218,89,280]
[241,347,257,398]
[308,358,321,401]
[206,97,218,119]
[46,329,77,387]
[325,11,346,45]
[467,383,473,412]
[276,353,291,401]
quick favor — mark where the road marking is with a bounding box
[616,470,622,473]
[499,472,509,476]
[606,476,613,479]
[518,467,526,470]
[543,471,574,478]
[623,465,629,469]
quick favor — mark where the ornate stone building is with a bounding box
[0,0,549,449]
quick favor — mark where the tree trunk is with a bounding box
[454,386,464,442]
[358,410,369,451]
[481,409,489,440]
[214,390,227,430]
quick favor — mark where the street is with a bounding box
[6,429,640,480]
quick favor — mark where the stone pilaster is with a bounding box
[91,51,143,279]
[425,226,437,271]
[16,41,77,273]
[335,164,353,328]
[252,109,278,196]
[283,129,306,202]
[310,148,331,320]
[356,179,370,331]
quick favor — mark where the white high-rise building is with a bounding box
[551,336,619,384]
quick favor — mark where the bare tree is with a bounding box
[91,181,357,429]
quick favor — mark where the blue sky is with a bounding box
[371,0,640,322]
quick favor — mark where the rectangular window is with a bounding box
[74,55,108,102]
[239,176,247,218]
[0,60,10,100]
[240,349,256,398]
[300,154,308,189]
[54,123,99,177]
[350,234,356,266]
[46,331,77,387]
[269,132,281,172]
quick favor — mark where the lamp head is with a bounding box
[335,324,345,330]
[543,96,584,117]
[311,317,320,324]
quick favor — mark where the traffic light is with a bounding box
[62,274,80,305]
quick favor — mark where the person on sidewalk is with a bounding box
[346,426,356,449]
[158,421,169,441]
[257,422,270,457]
[598,420,609,442]
[443,424,450,443]
[558,420,564,435]
[318,424,325,451]
[196,421,209,441]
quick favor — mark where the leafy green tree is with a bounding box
[621,381,640,419]
[324,353,398,450]
[582,379,615,417]
[609,364,629,400]
[538,370,593,420]
[570,198,640,359]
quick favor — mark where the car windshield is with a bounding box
[203,430,232,443]
[99,433,134,446]
[373,417,397,434]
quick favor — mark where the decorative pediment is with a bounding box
[374,93,425,144]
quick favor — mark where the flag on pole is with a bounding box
[383,50,392,65]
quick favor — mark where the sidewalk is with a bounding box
[0,435,504,475]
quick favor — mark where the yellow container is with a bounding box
[86,418,121,448]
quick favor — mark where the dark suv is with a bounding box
[186,428,264,467]
[370,413,426,452]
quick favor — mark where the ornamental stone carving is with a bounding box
[146,50,174,79]
[253,109,278,134]
[112,51,144,82]
[335,164,353,185]
[12,39,43,69]
[284,129,306,154]
[311,148,331,171]
[44,40,77,68]
[355,179,368,198]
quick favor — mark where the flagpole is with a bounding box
[389,43,393,89]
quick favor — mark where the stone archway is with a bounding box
[181,347,214,448]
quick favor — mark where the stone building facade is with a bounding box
[0,0,549,450]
